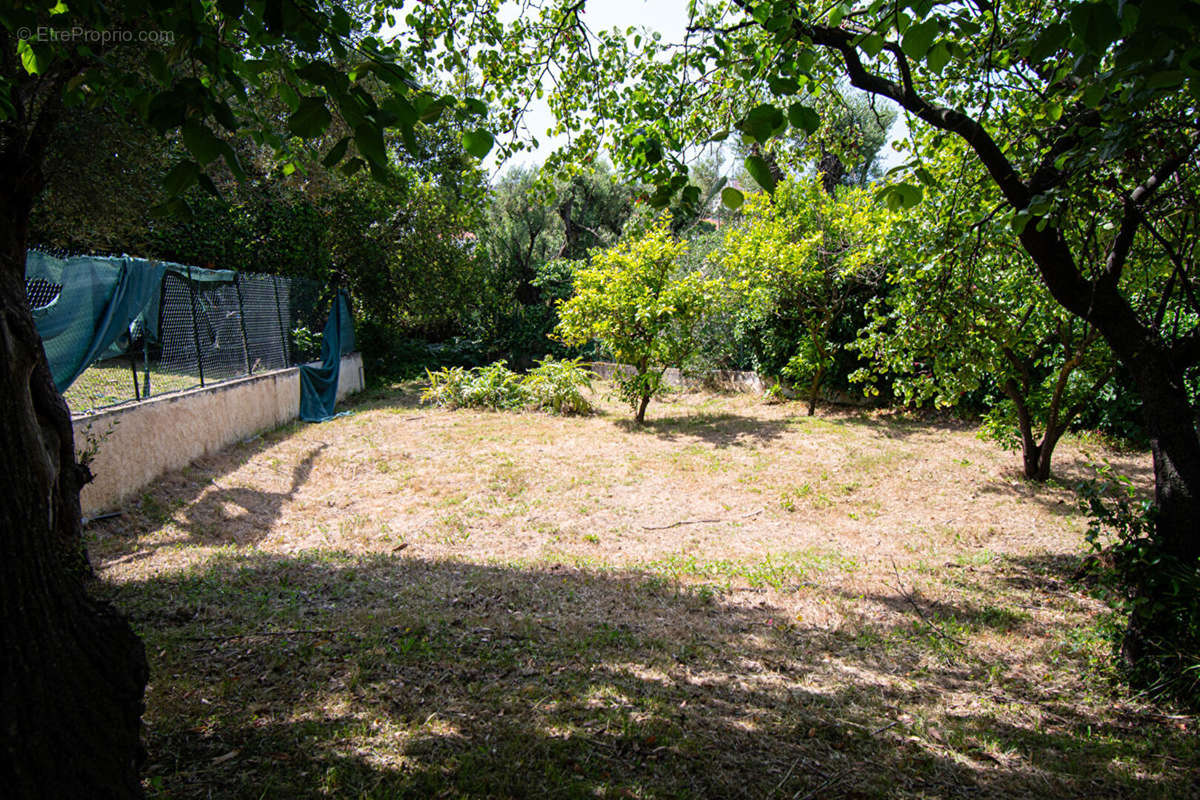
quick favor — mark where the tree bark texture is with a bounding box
[0,185,148,796]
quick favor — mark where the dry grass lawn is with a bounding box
[87,382,1198,799]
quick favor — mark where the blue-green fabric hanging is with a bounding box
[26,251,235,392]
[299,290,355,422]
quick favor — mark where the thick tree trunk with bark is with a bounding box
[0,185,148,795]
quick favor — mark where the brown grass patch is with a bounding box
[88,383,1195,799]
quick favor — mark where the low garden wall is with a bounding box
[588,361,775,393]
[74,352,363,517]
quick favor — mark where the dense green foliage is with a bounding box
[718,178,892,415]
[421,357,593,414]
[1079,467,1200,709]
[470,164,634,364]
[852,139,1118,480]
[556,216,717,423]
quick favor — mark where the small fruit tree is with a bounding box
[556,216,715,423]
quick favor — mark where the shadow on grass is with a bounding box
[834,409,978,439]
[614,412,791,448]
[100,552,1198,799]
[976,456,1154,520]
[86,418,324,565]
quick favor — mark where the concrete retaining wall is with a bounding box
[587,361,873,406]
[74,352,363,517]
[588,361,777,394]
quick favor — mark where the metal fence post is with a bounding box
[234,274,253,376]
[272,275,289,367]
[129,354,140,401]
[187,266,205,387]
[142,332,151,398]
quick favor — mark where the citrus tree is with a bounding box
[720,177,892,414]
[556,216,716,423]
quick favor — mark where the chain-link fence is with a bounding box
[25,258,343,415]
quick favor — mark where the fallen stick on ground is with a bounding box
[642,508,763,530]
[889,558,966,648]
[184,628,344,642]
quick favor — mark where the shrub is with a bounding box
[421,366,472,409]
[1077,464,1200,710]
[524,357,593,415]
[422,358,594,415]
[460,361,528,410]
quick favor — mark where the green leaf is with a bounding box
[1028,22,1070,62]
[181,121,224,166]
[196,173,222,198]
[341,157,365,176]
[17,39,42,75]
[1069,3,1120,54]
[287,96,331,138]
[788,103,820,135]
[462,129,494,159]
[768,75,799,95]
[164,160,201,196]
[877,182,923,210]
[860,34,885,58]
[277,82,300,111]
[738,103,785,142]
[901,18,939,59]
[744,155,777,193]
[322,136,350,168]
[721,186,745,210]
[926,42,951,74]
[354,124,387,166]
[1146,70,1185,90]
[461,97,489,116]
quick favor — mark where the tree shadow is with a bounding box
[99,552,1198,799]
[86,421,322,564]
[169,443,328,547]
[614,412,792,448]
[834,409,978,440]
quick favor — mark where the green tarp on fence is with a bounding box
[26,251,234,392]
[299,290,355,422]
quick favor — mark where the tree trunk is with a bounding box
[1129,354,1200,565]
[635,391,651,425]
[1033,430,1060,483]
[806,368,823,416]
[0,191,148,796]
[1003,380,1050,482]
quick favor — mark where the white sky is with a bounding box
[494,0,692,172]
[388,0,906,176]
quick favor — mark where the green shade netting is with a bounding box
[26,251,235,393]
[299,290,355,422]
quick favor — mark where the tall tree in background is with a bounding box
[0,1,489,793]
[474,162,632,362]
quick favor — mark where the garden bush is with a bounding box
[421,357,593,415]
[523,357,594,415]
